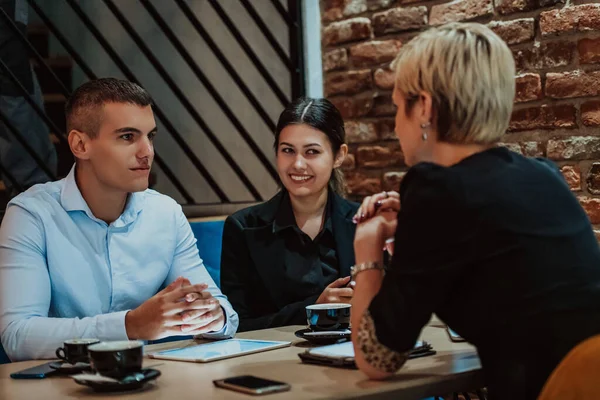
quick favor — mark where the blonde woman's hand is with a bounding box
[354,210,398,263]
[353,191,400,224]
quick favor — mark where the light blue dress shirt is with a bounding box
[0,167,239,361]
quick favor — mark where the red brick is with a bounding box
[321,0,367,22]
[509,105,576,132]
[345,121,378,143]
[488,19,535,46]
[579,38,600,65]
[546,71,600,99]
[515,73,542,103]
[495,0,535,15]
[561,165,581,191]
[367,0,394,11]
[374,67,395,90]
[587,163,600,194]
[357,143,404,168]
[372,6,427,36]
[323,17,372,46]
[582,101,600,127]
[341,153,356,171]
[323,49,348,72]
[540,4,600,36]
[594,230,600,241]
[578,196,600,224]
[513,41,573,71]
[521,141,545,157]
[329,93,374,119]
[498,142,523,154]
[377,118,397,140]
[325,69,372,96]
[547,137,600,161]
[370,95,396,117]
[349,40,402,67]
[346,171,381,195]
[382,171,406,191]
[430,0,493,25]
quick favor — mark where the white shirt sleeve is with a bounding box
[164,206,239,339]
[0,205,130,362]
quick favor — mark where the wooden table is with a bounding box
[0,321,484,400]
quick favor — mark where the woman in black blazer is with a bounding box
[220,98,359,332]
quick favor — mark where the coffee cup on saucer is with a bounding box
[87,340,144,379]
[306,303,351,331]
[55,338,100,365]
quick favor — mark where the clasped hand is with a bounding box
[125,276,225,340]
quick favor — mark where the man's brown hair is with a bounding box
[65,78,153,138]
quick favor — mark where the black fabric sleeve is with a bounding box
[367,164,479,353]
[220,216,318,332]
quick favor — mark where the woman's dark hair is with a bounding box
[274,97,347,196]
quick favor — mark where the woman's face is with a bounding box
[276,124,340,199]
[392,87,429,167]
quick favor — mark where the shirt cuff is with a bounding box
[95,310,130,341]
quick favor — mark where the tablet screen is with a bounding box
[150,339,291,362]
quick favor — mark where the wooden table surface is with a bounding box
[0,321,484,400]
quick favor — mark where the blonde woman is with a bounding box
[350,23,600,399]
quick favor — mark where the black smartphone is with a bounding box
[213,375,291,395]
[10,361,58,379]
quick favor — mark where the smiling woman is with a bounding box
[220,98,360,332]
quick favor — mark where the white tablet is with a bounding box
[148,339,291,363]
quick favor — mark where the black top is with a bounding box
[221,190,359,332]
[368,147,600,399]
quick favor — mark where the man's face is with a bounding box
[86,102,156,193]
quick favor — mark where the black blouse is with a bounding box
[221,190,358,332]
[368,147,600,399]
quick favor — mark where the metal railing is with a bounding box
[0,0,304,213]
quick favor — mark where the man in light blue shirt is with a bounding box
[0,78,238,361]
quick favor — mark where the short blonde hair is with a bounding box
[392,22,515,144]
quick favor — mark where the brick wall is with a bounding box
[321,0,600,233]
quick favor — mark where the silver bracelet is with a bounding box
[350,261,385,280]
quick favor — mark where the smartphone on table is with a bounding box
[10,361,58,379]
[213,375,291,395]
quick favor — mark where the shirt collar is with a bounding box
[60,165,144,227]
[273,190,334,235]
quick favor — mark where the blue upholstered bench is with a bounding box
[189,217,226,288]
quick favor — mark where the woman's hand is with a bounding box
[354,210,398,264]
[316,276,353,304]
[353,191,400,224]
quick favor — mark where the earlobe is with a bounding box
[68,130,90,161]
[419,91,434,124]
[334,144,349,168]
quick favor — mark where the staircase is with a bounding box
[28,24,74,178]
[0,25,75,212]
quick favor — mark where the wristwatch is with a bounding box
[350,261,385,279]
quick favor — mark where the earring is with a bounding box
[420,122,431,142]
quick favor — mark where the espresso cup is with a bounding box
[55,338,100,364]
[87,340,144,379]
[306,303,351,331]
